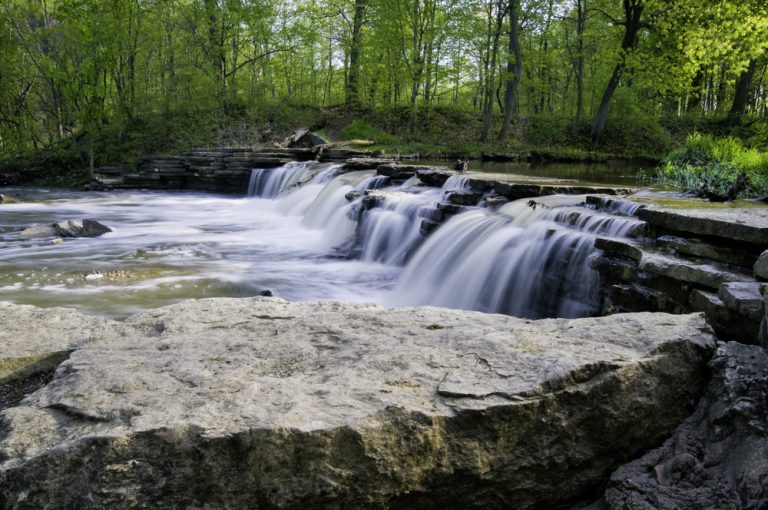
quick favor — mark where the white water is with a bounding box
[0,162,644,319]
[387,195,643,318]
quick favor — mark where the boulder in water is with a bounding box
[18,224,59,240]
[19,219,111,240]
[80,219,112,237]
[53,220,83,237]
[0,299,715,509]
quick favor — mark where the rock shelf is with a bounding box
[0,299,714,509]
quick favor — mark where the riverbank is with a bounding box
[4,104,761,189]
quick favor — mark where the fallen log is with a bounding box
[313,139,375,160]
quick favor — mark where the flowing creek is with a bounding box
[0,161,644,318]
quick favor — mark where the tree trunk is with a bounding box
[498,0,522,141]
[345,0,366,108]
[591,0,644,141]
[729,58,757,118]
[590,63,623,141]
[687,69,704,114]
[204,0,225,98]
[574,0,586,128]
[480,1,503,142]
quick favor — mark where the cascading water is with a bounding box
[357,187,443,265]
[7,160,643,319]
[248,161,338,198]
[386,195,643,318]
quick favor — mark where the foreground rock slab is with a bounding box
[605,342,768,510]
[0,299,715,509]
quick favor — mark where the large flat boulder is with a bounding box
[0,299,715,509]
[605,342,768,510]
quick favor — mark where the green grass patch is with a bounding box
[339,120,402,145]
[656,132,768,198]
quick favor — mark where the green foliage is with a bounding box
[339,119,401,145]
[1,0,767,176]
[657,133,768,197]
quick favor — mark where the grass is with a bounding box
[655,132,768,198]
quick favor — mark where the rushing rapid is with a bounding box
[0,161,641,318]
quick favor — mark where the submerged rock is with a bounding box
[605,342,768,510]
[0,299,715,509]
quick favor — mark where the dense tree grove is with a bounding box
[1,0,766,157]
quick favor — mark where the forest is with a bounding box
[1,0,767,171]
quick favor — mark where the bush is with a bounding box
[657,132,768,198]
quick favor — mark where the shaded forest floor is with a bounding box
[1,103,766,188]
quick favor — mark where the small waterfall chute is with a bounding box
[247,161,339,199]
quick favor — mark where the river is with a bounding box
[0,161,646,318]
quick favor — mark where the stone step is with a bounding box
[638,207,768,246]
[595,237,645,262]
[638,252,755,290]
[446,191,483,206]
[718,282,766,322]
[418,207,444,223]
[689,289,760,343]
[493,182,633,201]
[377,164,429,180]
[419,219,440,235]
[190,147,260,153]
[415,168,454,187]
[187,165,224,172]
[656,235,759,269]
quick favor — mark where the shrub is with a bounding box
[657,133,768,198]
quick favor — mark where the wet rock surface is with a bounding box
[756,250,768,281]
[604,342,768,510]
[0,299,715,509]
[18,219,112,240]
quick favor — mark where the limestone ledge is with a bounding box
[0,298,715,509]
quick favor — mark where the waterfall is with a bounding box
[386,195,642,318]
[442,175,472,193]
[245,161,644,320]
[247,161,339,198]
